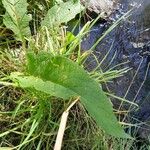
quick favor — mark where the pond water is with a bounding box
[81,0,150,139]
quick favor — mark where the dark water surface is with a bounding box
[82,0,150,139]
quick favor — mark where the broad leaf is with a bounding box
[10,72,77,99]
[2,0,31,41]
[41,0,84,28]
[25,52,130,138]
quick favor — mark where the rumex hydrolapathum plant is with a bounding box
[2,0,31,43]
[0,0,132,149]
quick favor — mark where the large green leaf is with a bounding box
[24,52,130,138]
[41,0,84,28]
[2,0,31,41]
[10,72,77,99]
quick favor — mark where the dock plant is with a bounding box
[0,0,137,149]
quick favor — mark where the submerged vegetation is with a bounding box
[0,0,149,149]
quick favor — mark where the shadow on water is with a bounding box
[81,0,150,140]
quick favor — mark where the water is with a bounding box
[81,0,150,139]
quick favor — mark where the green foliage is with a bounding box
[10,51,129,138]
[41,0,84,28]
[2,0,31,41]
[10,72,77,99]
[0,0,135,148]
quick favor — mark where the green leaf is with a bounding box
[2,0,31,41]
[41,0,84,28]
[25,52,130,138]
[10,72,77,99]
